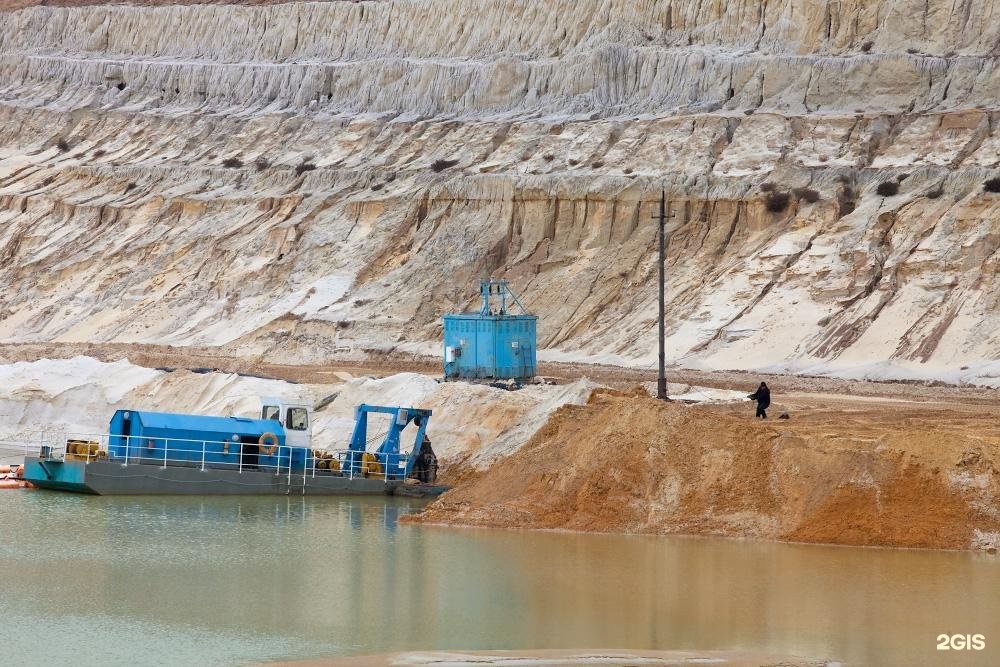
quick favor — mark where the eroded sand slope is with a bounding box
[1,1,1000,382]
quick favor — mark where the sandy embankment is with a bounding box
[410,388,1000,551]
[0,357,598,470]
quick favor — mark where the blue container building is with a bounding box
[443,279,537,381]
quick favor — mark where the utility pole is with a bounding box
[655,190,667,400]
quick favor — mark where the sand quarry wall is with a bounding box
[2,1,1000,383]
[413,389,1000,551]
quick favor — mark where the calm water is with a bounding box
[1,492,998,666]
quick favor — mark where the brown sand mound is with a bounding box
[410,390,1000,550]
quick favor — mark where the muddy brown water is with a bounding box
[0,491,997,665]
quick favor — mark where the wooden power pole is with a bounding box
[656,190,667,400]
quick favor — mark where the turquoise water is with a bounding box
[1,491,998,665]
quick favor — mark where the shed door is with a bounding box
[476,320,495,378]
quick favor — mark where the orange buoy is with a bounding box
[258,432,279,455]
[0,465,11,474]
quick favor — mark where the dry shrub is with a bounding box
[221,157,243,168]
[876,181,900,197]
[765,191,791,213]
[55,138,70,152]
[295,159,317,176]
[254,157,270,171]
[430,158,459,172]
[984,178,1000,194]
[793,187,821,203]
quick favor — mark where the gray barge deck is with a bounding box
[22,456,447,497]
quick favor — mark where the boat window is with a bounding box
[262,405,280,421]
[287,407,308,431]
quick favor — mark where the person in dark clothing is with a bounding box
[411,434,439,484]
[748,382,771,419]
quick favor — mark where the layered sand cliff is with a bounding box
[1,1,1000,383]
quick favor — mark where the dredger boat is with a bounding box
[22,398,444,497]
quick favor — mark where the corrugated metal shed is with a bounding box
[443,280,537,381]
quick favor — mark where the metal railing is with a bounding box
[309,449,411,482]
[0,425,68,460]
[23,432,413,486]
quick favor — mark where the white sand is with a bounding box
[0,359,601,468]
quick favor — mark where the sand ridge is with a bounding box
[410,388,1000,551]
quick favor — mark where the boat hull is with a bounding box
[22,457,447,497]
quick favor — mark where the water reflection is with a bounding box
[1,491,998,666]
